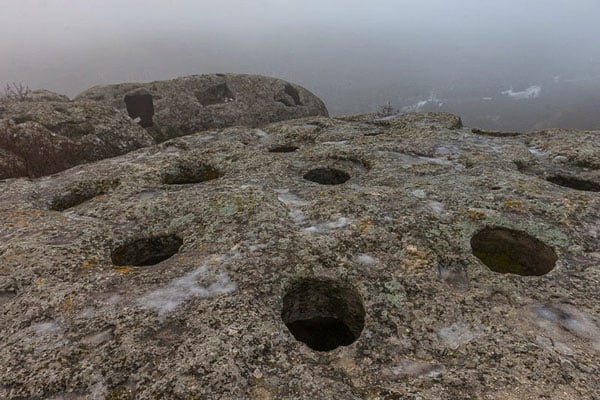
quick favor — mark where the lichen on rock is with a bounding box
[0,107,599,399]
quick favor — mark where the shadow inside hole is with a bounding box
[124,91,154,128]
[162,163,222,185]
[111,235,182,266]
[196,83,235,106]
[546,175,600,192]
[0,291,17,306]
[275,83,303,107]
[268,145,299,153]
[303,168,350,185]
[281,278,365,352]
[471,227,557,276]
[50,179,119,211]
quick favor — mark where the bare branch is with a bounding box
[3,82,31,101]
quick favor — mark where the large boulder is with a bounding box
[76,74,329,142]
[0,96,154,179]
[0,112,598,399]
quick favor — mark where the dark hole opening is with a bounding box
[111,235,182,267]
[196,83,235,106]
[284,84,302,105]
[281,279,365,352]
[268,145,299,153]
[0,288,17,306]
[471,227,557,276]
[275,84,303,107]
[546,175,600,192]
[162,163,222,185]
[124,92,154,128]
[50,180,119,211]
[303,168,350,185]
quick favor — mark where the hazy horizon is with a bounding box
[2,0,600,131]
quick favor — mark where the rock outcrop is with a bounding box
[0,95,154,179]
[0,112,599,399]
[0,75,328,180]
[76,74,329,142]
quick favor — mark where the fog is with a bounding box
[2,0,600,131]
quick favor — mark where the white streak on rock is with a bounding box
[426,201,445,216]
[276,190,310,207]
[391,359,445,379]
[304,217,351,233]
[33,320,61,336]
[528,147,548,158]
[138,264,236,316]
[437,322,484,349]
[355,254,377,265]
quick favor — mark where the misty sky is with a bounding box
[2,0,600,123]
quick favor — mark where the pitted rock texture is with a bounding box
[76,74,329,143]
[0,96,154,179]
[0,112,599,399]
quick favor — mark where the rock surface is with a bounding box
[0,112,599,399]
[76,74,329,142]
[0,95,154,179]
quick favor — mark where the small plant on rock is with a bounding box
[378,101,396,116]
[3,82,31,101]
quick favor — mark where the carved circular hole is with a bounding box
[111,235,183,266]
[281,278,365,352]
[268,145,299,153]
[162,163,222,185]
[49,179,119,211]
[546,175,600,192]
[303,168,350,185]
[471,227,557,276]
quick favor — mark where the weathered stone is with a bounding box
[0,112,599,399]
[26,89,71,102]
[0,98,154,179]
[76,74,329,142]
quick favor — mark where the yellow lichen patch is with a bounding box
[3,209,47,229]
[467,209,486,220]
[357,218,374,233]
[37,278,45,287]
[198,243,209,252]
[235,197,244,212]
[401,245,432,274]
[82,257,101,270]
[504,200,524,210]
[9,209,44,218]
[63,295,75,313]
[114,266,134,275]
[207,255,226,266]
[247,385,277,400]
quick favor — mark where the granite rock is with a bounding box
[0,112,598,399]
[76,74,329,142]
[0,97,154,179]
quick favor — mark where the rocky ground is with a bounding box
[0,74,328,179]
[76,74,328,143]
[0,91,153,179]
[0,112,598,399]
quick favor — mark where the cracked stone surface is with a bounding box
[0,111,599,399]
